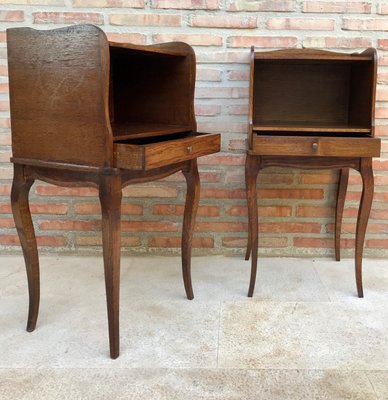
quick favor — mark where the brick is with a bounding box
[228,0,294,12]
[378,39,388,50]
[0,151,11,162]
[226,205,292,217]
[378,3,388,14]
[225,171,294,184]
[35,186,98,196]
[228,139,246,150]
[0,0,64,4]
[74,202,143,215]
[375,108,388,118]
[152,0,219,9]
[260,222,321,233]
[380,55,388,66]
[0,10,24,22]
[0,119,11,129]
[222,236,288,248]
[196,87,248,99]
[303,1,371,13]
[294,237,354,248]
[190,15,257,29]
[296,206,334,218]
[73,0,144,7]
[110,13,181,26]
[197,68,222,81]
[227,70,250,81]
[377,88,388,101]
[197,121,247,133]
[148,236,214,248]
[0,101,9,112]
[342,18,388,31]
[153,204,220,217]
[33,12,103,24]
[0,83,9,93]
[198,171,222,183]
[199,154,245,166]
[31,203,68,214]
[76,235,140,246]
[258,188,324,199]
[201,188,246,199]
[299,172,337,184]
[0,235,65,246]
[0,135,11,146]
[153,34,223,46]
[370,208,388,219]
[375,126,388,136]
[366,239,388,248]
[0,65,8,76]
[195,104,221,116]
[0,184,11,196]
[122,185,177,197]
[195,221,247,232]
[106,32,146,45]
[303,36,372,49]
[228,36,298,48]
[39,219,100,231]
[121,220,179,232]
[0,218,15,228]
[266,18,335,31]
[228,104,249,115]
[0,168,12,179]
[196,51,250,63]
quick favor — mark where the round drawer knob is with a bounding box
[187,146,193,153]
[311,142,318,150]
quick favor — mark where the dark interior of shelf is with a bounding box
[111,122,192,141]
[109,46,194,139]
[252,59,374,136]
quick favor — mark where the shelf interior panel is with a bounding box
[111,122,192,141]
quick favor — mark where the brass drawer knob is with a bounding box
[187,145,193,153]
[311,142,318,150]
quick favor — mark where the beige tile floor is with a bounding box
[0,255,387,399]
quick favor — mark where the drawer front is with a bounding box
[114,133,220,170]
[252,135,381,158]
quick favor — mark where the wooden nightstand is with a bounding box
[245,47,380,298]
[7,25,220,358]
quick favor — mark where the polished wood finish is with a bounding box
[246,47,380,298]
[7,24,220,358]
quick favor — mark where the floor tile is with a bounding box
[0,368,378,400]
[218,301,388,370]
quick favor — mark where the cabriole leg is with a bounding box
[335,168,349,261]
[11,164,39,332]
[99,173,122,359]
[355,158,374,298]
[181,159,200,300]
[245,155,260,297]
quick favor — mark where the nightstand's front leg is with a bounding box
[335,168,349,261]
[181,159,200,300]
[245,154,261,297]
[355,158,374,298]
[11,164,39,332]
[99,173,122,359]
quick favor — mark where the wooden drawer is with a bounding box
[114,132,220,170]
[251,135,381,158]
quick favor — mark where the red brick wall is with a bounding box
[0,1,387,257]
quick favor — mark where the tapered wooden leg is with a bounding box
[99,173,122,359]
[245,155,260,297]
[355,158,374,298]
[181,159,200,300]
[335,168,349,262]
[11,164,39,332]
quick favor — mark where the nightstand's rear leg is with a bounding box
[182,159,200,300]
[11,164,39,332]
[355,158,374,298]
[335,168,349,261]
[245,155,260,297]
[99,173,122,359]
